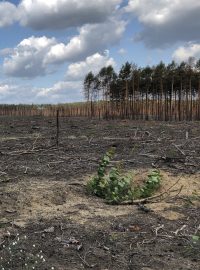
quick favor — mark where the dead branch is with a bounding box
[172,143,186,156]
[139,153,160,159]
[77,253,96,268]
[31,133,41,150]
[119,177,182,205]
[155,224,164,236]
[173,225,187,235]
[2,146,57,156]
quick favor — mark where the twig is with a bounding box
[2,146,57,156]
[194,224,200,235]
[155,225,164,236]
[77,253,96,268]
[48,161,65,165]
[173,225,187,235]
[89,136,94,144]
[31,133,40,150]
[120,177,182,205]
[172,143,185,156]
[0,171,7,176]
[24,167,29,174]
[139,153,160,159]
[0,240,5,246]
[186,131,189,140]
[192,136,200,140]
[134,128,139,138]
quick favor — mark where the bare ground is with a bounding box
[0,116,200,270]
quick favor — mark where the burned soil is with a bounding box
[0,116,200,270]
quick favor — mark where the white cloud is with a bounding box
[0,0,124,32]
[173,43,200,63]
[0,2,19,27]
[3,18,125,78]
[118,48,126,55]
[36,81,82,103]
[0,81,83,104]
[0,48,14,57]
[66,51,115,80]
[125,0,174,25]
[3,36,57,78]
[45,18,126,64]
[18,0,122,30]
[34,81,83,104]
[125,0,200,47]
[0,83,34,103]
[0,84,13,95]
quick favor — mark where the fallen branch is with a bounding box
[77,253,96,268]
[2,146,57,156]
[31,133,41,150]
[173,224,187,235]
[0,240,5,246]
[155,224,164,236]
[119,177,182,205]
[172,143,186,156]
[139,153,160,159]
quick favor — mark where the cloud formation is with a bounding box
[36,81,82,103]
[0,1,125,104]
[45,19,126,64]
[126,0,200,47]
[0,83,35,104]
[0,2,19,27]
[3,18,124,78]
[66,51,115,80]
[19,0,122,29]
[1,51,116,102]
[118,48,127,55]
[0,81,82,104]
[0,0,122,30]
[173,43,200,63]
[3,36,57,78]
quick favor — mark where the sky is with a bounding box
[0,0,200,104]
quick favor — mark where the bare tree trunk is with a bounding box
[189,76,193,121]
[179,78,182,121]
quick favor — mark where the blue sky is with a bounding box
[0,0,200,104]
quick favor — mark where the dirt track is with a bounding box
[0,116,200,269]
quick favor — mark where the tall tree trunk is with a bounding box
[179,77,182,121]
[189,75,192,121]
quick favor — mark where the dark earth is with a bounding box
[0,116,200,269]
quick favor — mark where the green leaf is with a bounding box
[192,235,200,242]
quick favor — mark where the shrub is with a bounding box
[87,148,135,204]
[87,149,161,204]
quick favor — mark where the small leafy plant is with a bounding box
[192,235,200,244]
[87,148,135,204]
[87,149,161,204]
[139,170,161,198]
[183,233,200,258]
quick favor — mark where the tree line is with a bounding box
[83,58,200,120]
